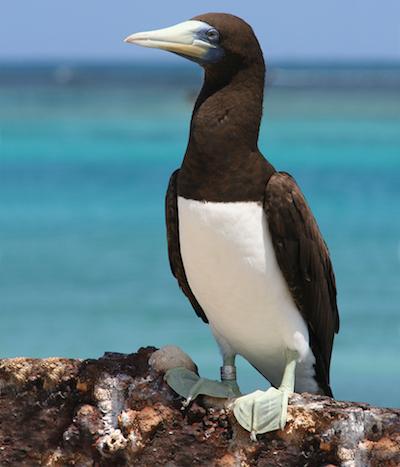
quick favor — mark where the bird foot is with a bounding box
[165,367,241,407]
[233,387,289,440]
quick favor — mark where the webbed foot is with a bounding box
[233,349,298,440]
[165,367,241,407]
[233,387,289,440]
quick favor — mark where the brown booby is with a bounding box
[125,13,339,438]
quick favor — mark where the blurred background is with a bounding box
[1,1,399,407]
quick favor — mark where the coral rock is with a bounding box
[0,347,398,466]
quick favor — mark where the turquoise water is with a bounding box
[0,63,399,407]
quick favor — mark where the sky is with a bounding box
[1,0,400,62]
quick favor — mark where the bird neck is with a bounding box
[191,60,265,154]
[178,59,275,202]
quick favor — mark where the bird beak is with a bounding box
[124,20,221,63]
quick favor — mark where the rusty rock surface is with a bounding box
[0,347,399,466]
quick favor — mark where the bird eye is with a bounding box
[206,28,220,42]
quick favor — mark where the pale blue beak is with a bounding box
[124,20,223,64]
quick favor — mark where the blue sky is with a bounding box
[2,0,400,62]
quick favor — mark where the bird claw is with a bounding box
[181,397,192,410]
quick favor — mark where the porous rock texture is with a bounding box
[0,346,399,467]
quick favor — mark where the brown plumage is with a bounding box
[264,172,339,395]
[165,170,208,323]
[163,13,339,396]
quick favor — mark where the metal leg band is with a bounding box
[221,365,237,381]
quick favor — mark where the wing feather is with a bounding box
[264,172,339,394]
[165,170,208,323]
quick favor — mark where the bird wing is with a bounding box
[165,169,208,323]
[264,172,339,395]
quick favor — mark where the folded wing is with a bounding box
[264,172,339,395]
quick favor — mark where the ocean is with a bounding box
[0,62,399,408]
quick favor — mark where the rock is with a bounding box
[149,345,198,374]
[0,347,398,466]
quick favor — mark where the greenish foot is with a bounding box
[165,366,241,407]
[232,349,298,440]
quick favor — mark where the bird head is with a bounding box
[124,13,263,70]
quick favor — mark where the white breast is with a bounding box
[177,196,319,393]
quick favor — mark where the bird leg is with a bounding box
[165,355,241,407]
[232,349,297,440]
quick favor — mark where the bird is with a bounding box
[125,13,339,439]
